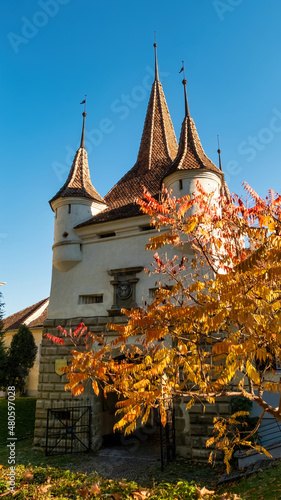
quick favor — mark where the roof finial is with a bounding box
[180,63,190,118]
[153,32,159,82]
[217,135,222,170]
[80,95,87,148]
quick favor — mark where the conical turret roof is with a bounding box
[49,112,105,208]
[166,115,223,176]
[78,45,178,226]
[164,80,222,178]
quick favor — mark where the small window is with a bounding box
[53,410,71,420]
[149,288,158,298]
[68,204,71,214]
[78,294,103,304]
[98,232,116,239]
[139,225,154,231]
[179,179,183,190]
[55,209,57,219]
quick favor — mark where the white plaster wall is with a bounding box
[51,197,106,271]
[164,170,221,202]
[48,215,189,319]
[52,197,106,245]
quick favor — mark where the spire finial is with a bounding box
[217,135,222,170]
[80,95,87,148]
[179,60,186,80]
[180,63,189,118]
[180,62,189,117]
[153,32,159,82]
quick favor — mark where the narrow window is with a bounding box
[98,232,116,239]
[179,179,183,190]
[68,204,71,214]
[78,294,103,304]
[139,225,154,231]
[55,209,57,219]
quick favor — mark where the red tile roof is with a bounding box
[3,298,49,331]
[76,78,178,228]
[164,116,223,177]
[49,148,106,207]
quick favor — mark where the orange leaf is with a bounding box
[90,483,101,496]
[78,488,89,498]
[22,472,34,482]
[72,384,84,396]
[132,489,150,499]
[92,380,99,396]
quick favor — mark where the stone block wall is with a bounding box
[33,315,126,450]
[34,316,233,461]
[175,397,232,460]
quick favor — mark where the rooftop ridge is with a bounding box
[3,298,49,331]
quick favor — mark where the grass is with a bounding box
[215,461,281,499]
[0,397,36,442]
[1,397,281,498]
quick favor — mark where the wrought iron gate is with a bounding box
[45,405,92,456]
[159,403,176,470]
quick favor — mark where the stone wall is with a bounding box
[33,315,126,450]
[34,316,232,461]
[175,397,232,460]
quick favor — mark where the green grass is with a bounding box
[0,397,36,465]
[0,397,36,443]
[215,460,281,499]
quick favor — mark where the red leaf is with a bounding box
[73,322,86,336]
[44,333,65,345]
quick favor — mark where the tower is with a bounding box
[163,78,227,201]
[34,46,232,458]
[49,111,106,272]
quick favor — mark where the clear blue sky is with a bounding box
[2,0,281,317]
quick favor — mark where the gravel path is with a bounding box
[67,443,163,483]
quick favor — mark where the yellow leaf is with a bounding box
[92,380,99,396]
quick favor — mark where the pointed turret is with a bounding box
[49,111,105,207]
[49,110,106,271]
[133,42,178,174]
[163,77,226,200]
[165,79,222,177]
[87,43,178,225]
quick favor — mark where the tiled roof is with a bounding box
[76,78,178,228]
[28,306,48,328]
[164,115,223,177]
[49,147,106,207]
[3,298,49,331]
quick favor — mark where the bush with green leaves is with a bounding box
[6,324,37,394]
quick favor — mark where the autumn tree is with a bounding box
[46,182,281,469]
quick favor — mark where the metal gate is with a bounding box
[159,403,176,470]
[45,405,92,456]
